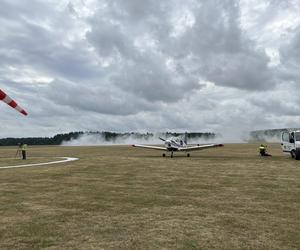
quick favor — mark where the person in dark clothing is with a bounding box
[259,144,271,156]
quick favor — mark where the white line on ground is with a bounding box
[0,157,79,169]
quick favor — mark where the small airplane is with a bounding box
[132,133,223,157]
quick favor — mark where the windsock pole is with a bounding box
[0,89,28,116]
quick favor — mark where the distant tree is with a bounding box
[0,131,217,146]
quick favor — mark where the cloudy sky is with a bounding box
[1,0,300,138]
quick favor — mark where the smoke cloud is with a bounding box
[62,132,223,146]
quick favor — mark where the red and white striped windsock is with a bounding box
[0,89,28,116]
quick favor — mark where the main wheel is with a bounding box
[291,150,296,159]
[295,149,300,160]
[187,153,190,157]
[162,153,166,157]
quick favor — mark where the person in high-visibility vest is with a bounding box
[259,144,271,156]
[21,143,27,160]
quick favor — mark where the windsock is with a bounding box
[0,89,28,116]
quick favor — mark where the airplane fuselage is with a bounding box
[164,139,186,151]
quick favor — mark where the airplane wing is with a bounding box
[132,144,167,151]
[178,144,224,151]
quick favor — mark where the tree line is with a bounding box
[0,131,217,146]
[0,132,84,146]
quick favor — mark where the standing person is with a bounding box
[21,143,27,160]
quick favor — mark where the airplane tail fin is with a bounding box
[183,132,188,145]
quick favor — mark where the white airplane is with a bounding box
[132,133,223,157]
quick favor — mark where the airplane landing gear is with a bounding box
[187,153,190,157]
[162,153,166,157]
[171,151,174,158]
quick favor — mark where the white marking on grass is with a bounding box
[0,157,79,169]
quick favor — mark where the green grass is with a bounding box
[0,143,299,249]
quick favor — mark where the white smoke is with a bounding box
[62,133,160,146]
[247,128,300,143]
[61,132,223,146]
[248,132,282,143]
[215,128,249,143]
[252,134,282,143]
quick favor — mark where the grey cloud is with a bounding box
[250,97,300,116]
[165,0,274,90]
[1,0,300,138]
[44,79,160,116]
[86,2,201,103]
[171,0,242,55]
[86,0,274,95]
[86,20,137,59]
[280,26,300,64]
[0,1,101,81]
[278,25,300,82]
[205,51,273,90]
[112,58,201,103]
[0,0,49,21]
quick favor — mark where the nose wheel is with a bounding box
[171,151,173,158]
[187,153,190,157]
[162,153,166,157]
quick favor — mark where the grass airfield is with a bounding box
[0,143,299,249]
